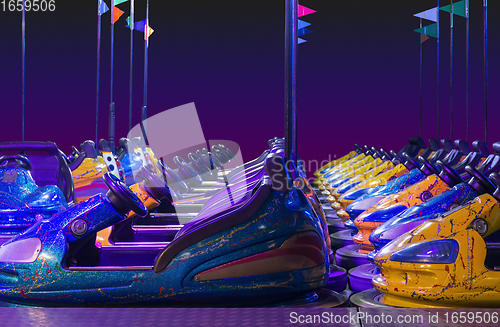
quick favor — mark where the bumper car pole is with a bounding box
[22,0,26,141]
[129,0,135,132]
[109,0,116,149]
[141,0,150,136]
[96,0,102,144]
[285,0,298,168]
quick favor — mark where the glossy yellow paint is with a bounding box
[352,174,451,250]
[314,151,358,178]
[373,194,500,308]
[336,208,350,221]
[72,157,109,203]
[324,157,380,192]
[318,154,369,184]
[329,160,394,198]
[144,147,160,174]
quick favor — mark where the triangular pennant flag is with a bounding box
[145,25,154,40]
[440,0,467,18]
[298,19,311,30]
[422,34,430,43]
[298,5,316,17]
[414,23,438,38]
[413,7,438,22]
[99,0,109,15]
[298,28,313,37]
[126,19,147,32]
[114,0,128,5]
[298,38,307,44]
[112,6,124,23]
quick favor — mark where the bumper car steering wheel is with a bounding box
[103,173,148,217]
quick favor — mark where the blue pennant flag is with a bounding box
[298,19,311,30]
[298,28,313,37]
[99,0,109,15]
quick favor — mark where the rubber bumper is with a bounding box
[327,218,346,235]
[348,263,379,293]
[330,230,354,251]
[349,288,389,308]
[335,244,369,270]
[325,264,348,292]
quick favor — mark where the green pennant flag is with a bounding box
[440,0,467,18]
[414,23,438,38]
[114,0,129,5]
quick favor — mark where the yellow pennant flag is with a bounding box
[145,25,154,40]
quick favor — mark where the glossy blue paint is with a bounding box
[0,167,68,234]
[119,153,143,186]
[345,168,425,219]
[368,182,478,259]
[0,187,328,306]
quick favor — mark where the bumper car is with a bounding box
[330,160,408,210]
[115,138,144,185]
[334,156,471,270]
[372,172,500,308]
[131,137,160,174]
[314,145,366,182]
[369,165,497,257]
[349,165,497,293]
[337,154,428,221]
[319,153,375,189]
[330,154,438,253]
[0,153,344,307]
[69,140,110,203]
[324,158,390,201]
[313,151,359,181]
[98,139,125,182]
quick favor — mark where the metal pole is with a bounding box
[109,0,115,149]
[142,0,149,125]
[96,0,102,144]
[419,18,423,138]
[466,0,469,142]
[437,0,440,141]
[484,0,488,143]
[22,0,25,141]
[450,0,453,140]
[129,0,134,132]
[285,0,298,167]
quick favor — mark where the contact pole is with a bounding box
[449,0,453,140]
[96,0,102,144]
[129,0,134,132]
[109,0,115,149]
[484,0,488,143]
[285,0,298,166]
[419,18,423,138]
[22,0,25,141]
[465,0,469,142]
[436,0,440,140]
[142,0,149,126]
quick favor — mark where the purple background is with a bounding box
[0,0,499,174]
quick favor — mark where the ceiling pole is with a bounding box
[285,0,298,168]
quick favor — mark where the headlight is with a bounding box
[390,239,459,264]
[0,238,41,263]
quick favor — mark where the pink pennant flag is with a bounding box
[298,5,316,17]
